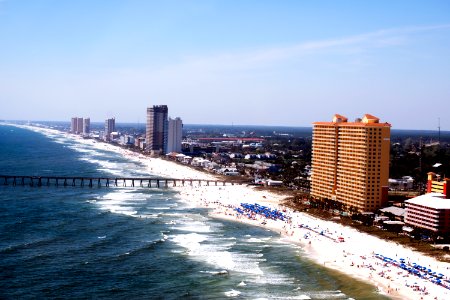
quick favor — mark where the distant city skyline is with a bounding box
[0,1,449,130]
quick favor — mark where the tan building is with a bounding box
[311,114,391,212]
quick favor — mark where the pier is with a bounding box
[0,175,240,188]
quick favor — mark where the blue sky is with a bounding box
[0,0,449,129]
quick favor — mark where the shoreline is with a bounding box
[5,123,450,300]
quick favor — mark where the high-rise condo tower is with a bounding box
[105,118,115,141]
[167,117,183,153]
[146,105,168,155]
[311,114,391,212]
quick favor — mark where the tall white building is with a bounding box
[83,118,90,136]
[167,117,183,153]
[71,117,78,133]
[71,117,84,134]
[105,118,115,141]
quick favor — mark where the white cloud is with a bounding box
[164,23,450,73]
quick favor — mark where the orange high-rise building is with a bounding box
[311,114,391,212]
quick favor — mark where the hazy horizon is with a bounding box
[1,1,449,130]
[3,119,450,134]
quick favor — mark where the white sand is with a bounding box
[178,184,450,300]
[11,123,450,300]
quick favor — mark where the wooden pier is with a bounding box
[0,175,238,188]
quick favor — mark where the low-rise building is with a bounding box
[388,176,414,190]
[135,137,145,149]
[379,206,406,222]
[405,193,450,234]
[120,135,135,146]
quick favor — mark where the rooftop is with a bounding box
[379,206,405,217]
[405,193,450,210]
[314,113,391,128]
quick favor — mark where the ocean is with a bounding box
[0,124,389,299]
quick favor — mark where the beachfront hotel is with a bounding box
[311,114,391,212]
[146,105,168,155]
[405,193,450,234]
[71,117,90,135]
[167,117,183,153]
[71,117,82,134]
[83,118,90,136]
[404,174,450,234]
[104,118,115,142]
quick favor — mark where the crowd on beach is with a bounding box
[180,185,450,300]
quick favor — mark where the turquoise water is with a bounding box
[0,124,389,299]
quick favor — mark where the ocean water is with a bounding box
[0,124,389,299]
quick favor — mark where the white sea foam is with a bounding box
[307,291,347,299]
[250,272,294,285]
[294,296,312,300]
[175,222,213,233]
[80,158,121,170]
[199,270,229,275]
[224,289,241,297]
[172,231,263,275]
[94,190,151,217]
[68,145,99,155]
[172,233,208,251]
[133,214,160,219]
[247,237,264,243]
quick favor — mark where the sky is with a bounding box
[0,0,449,130]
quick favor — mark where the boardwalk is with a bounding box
[0,175,239,188]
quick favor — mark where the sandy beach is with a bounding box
[15,124,450,299]
[177,184,450,300]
